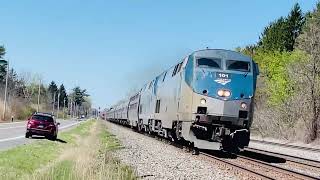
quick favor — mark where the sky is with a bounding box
[0,0,318,108]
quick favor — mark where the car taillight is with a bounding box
[27,120,35,128]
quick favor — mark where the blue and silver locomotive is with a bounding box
[105,49,259,152]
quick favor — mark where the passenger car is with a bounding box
[25,112,60,140]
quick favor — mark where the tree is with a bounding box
[295,2,320,142]
[0,46,6,84]
[286,3,305,51]
[58,84,68,107]
[48,81,58,102]
[258,3,305,52]
[236,44,257,58]
[70,86,89,106]
[0,46,5,58]
[258,17,289,51]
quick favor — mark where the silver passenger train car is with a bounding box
[105,49,259,152]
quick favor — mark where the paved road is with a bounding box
[0,119,81,151]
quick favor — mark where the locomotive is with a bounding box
[104,49,259,153]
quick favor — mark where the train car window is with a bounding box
[162,71,167,82]
[172,64,179,77]
[155,100,160,113]
[197,58,221,69]
[177,62,183,73]
[148,81,153,89]
[226,60,250,72]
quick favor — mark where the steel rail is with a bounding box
[236,154,320,180]
[246,147,320,169]
[251,139,320,153]
[200,152,274,180]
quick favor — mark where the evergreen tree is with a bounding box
[58,84,68,107]
[0,46,6,84]
[48,81,58,103]
[70,86,89,106]
[0,46,5,58]
[258,3,305,52]
[286,3,305,51]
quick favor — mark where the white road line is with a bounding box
[0,126,26,130]
[0,119,74,126]
[0,121,27,125]
[0,122,81,143]
[0,121,26,126]
[0,135,25,142]
[0,119,76,128]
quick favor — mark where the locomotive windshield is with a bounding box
[197,58,221,69]
[226,60,250,72]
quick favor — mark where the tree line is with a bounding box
[236,3,320,142]
[0,47,91,120]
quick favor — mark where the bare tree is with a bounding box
[295,7,320,141]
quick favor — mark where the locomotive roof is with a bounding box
[192,49,252,62]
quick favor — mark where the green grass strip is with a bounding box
[0,120,93,180]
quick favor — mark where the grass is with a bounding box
[0,120,91,179]
[35,120,137,180]
[0,119,136,180]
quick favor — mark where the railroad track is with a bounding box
[106,121,320,179]
[246,147,320,169]
[201,152,320,180]
[250,139,320,153]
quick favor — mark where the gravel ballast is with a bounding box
[104,121,236,180]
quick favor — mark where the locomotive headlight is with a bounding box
[218,89,231,97]
[241,102,247,109]
[223,90,231,97]
[200,98,206,105]
[217,90,224,97]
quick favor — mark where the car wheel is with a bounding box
[25,132,31,138]
[48,134,57,141]
[52,135,57,141]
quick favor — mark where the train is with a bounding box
[102,49,259,154]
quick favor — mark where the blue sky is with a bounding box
[0,0,318,108]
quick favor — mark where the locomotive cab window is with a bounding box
[226,60,250,72]
[197,58,221,69]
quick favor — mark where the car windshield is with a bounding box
[197,57,221,69]
[226,60,251,72]
[32,115,54,122]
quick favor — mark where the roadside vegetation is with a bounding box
[0,47,91,121]
[236,3,320,143]
[0,119,136,180]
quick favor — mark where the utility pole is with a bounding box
[57,93,60,119]
[52,92,56,115]
[72,101,75,118]
[70,100,73,119]
[37,79,41,112]
[63,98,66,119]
[2,60,9,120]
